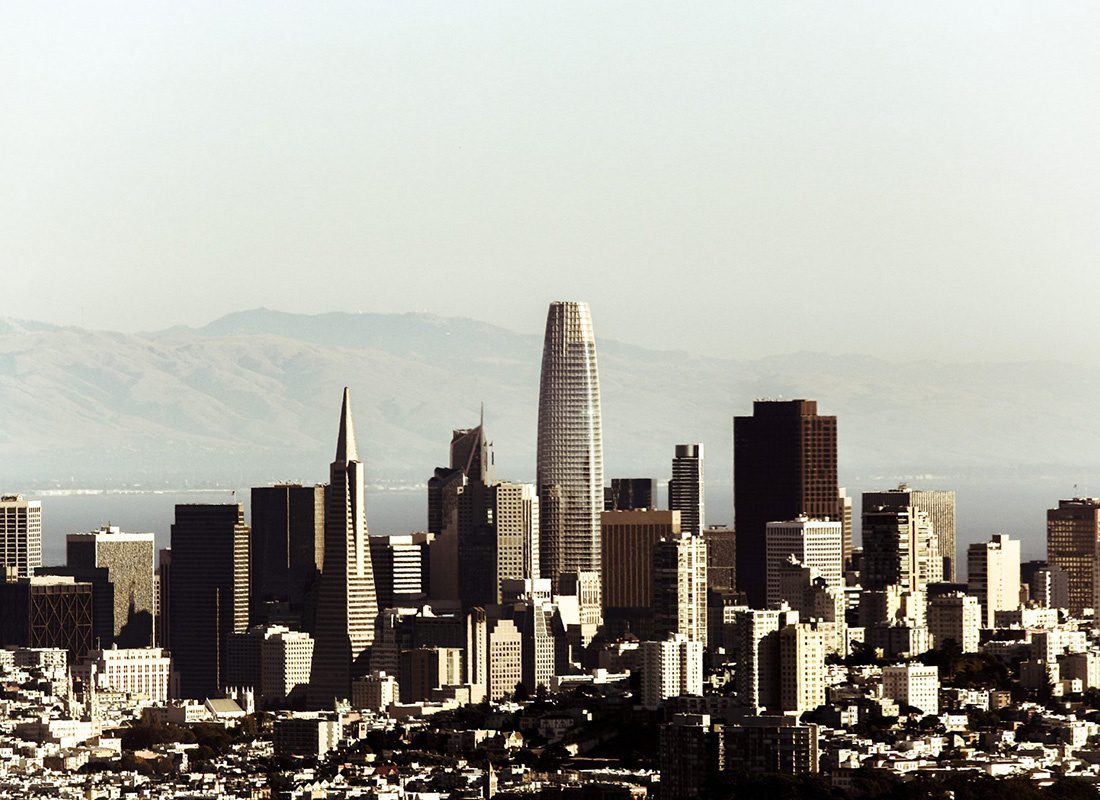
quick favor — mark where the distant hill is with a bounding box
[1,308,1098,504]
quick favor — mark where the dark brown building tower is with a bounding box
[733,399,838,608]
[250,484,325,630]
[169,504,251,700]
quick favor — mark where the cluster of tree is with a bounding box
[116,718,260,766]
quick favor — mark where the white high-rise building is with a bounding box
[968,533,1021,628]
[640,634,703,710]
[653,533,708,647]
[537,301,604,605]
[734,605,800,710]
[882,663,939,716]
[78,646,173,705]
[0,494,42,579]
[927,592,981,653]
[779,623,825,714]
[765,517,843,607]
[669,444,704,537]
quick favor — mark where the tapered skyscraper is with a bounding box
[308,388,378,708]
[537,301,604,596]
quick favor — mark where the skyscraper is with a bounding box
[863,485,957,581]
[428,420,489,607]
[168,503,251,699]
[0,494,42,580]
[669,444,705,536]
[1047,498,1100,616]
[250,484,325,630]
[66,526,156,648]
[537,300,604,601]
[733,400,838,608]
[308,388,379,708]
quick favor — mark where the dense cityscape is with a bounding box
[2,299,1100,800]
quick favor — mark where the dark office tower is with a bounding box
[863,485,957,582]
[169,504,250,699]
[703,525,736,590]
[1047,498,1100,615]
[427,420,489,607]
[428,422,489,535]
[249,484,325,630]
[733,400,838,608]
[670,444,705,536]
[537,301,604,597]
[158,549,171,648]
[308,388,379,708]
[0,576,93,660]
[605,479,657,512]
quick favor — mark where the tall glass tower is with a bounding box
[536,301,604,594]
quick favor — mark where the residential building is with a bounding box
[669,444,704,536]
[652,533,708,646]
[640,634,704,710]
[967,533,1021,627]
[882,663,939,716]
[779,623,825,714]
[927,592,981,653]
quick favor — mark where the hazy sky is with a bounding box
[4,3,1099,360]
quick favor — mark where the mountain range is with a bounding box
[1,308,1097,540]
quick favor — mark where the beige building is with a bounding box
[765,517,843,607]
[640,634,703,710]
[487,617,523,701]
[882,663,939,716]
[967,533,1021,627]
[779,623,825,714]
[652,533,708,647]
[927,592,981,653]
[79,646,172,704]
[491,482,540,600]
